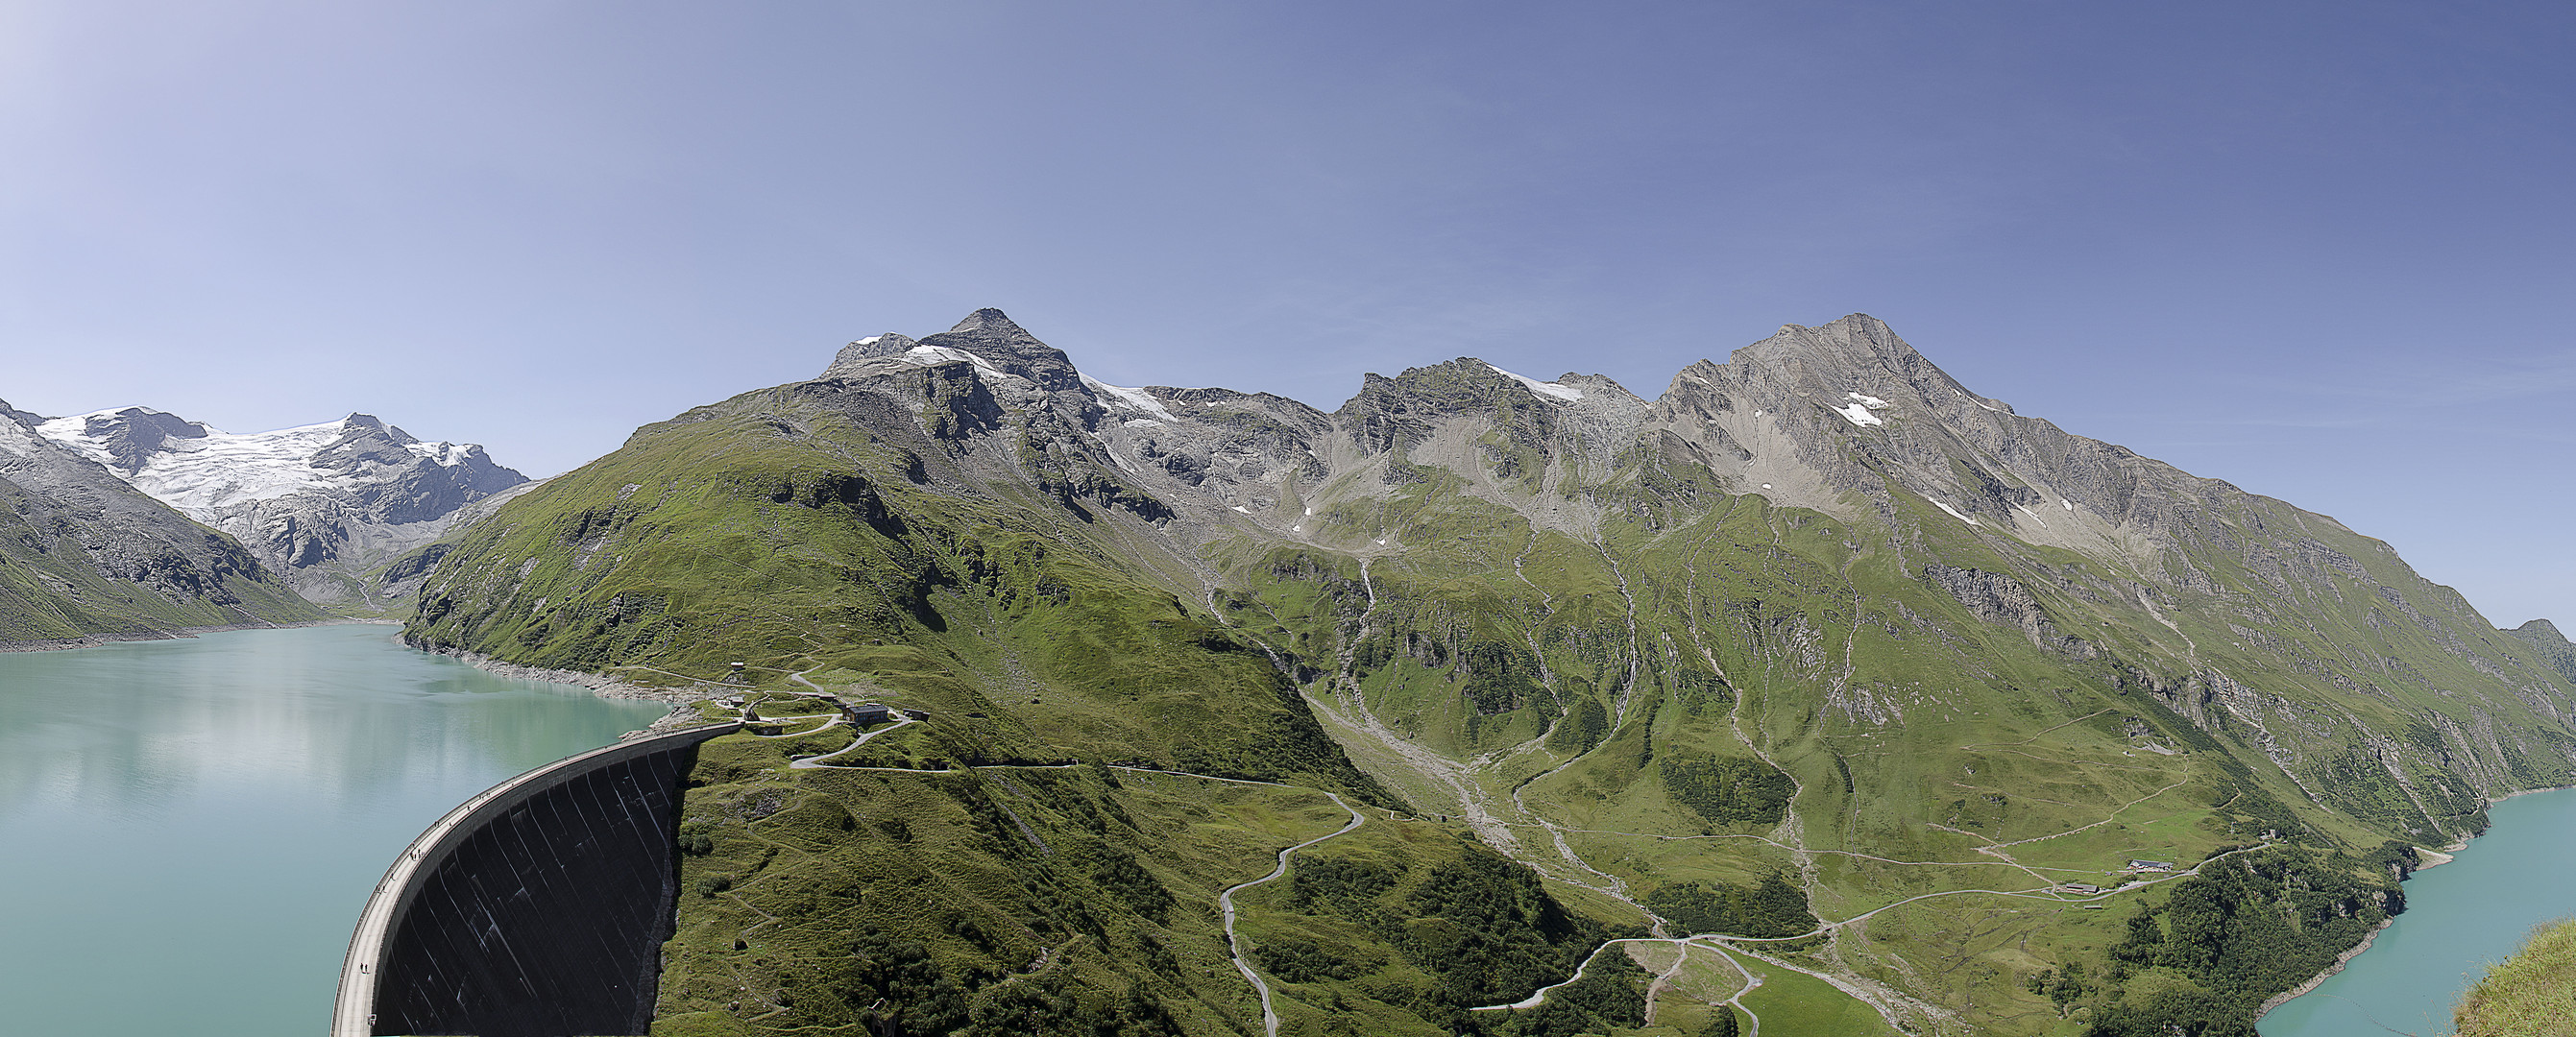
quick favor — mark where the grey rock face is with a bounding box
[1924,564,2096,658]
[775,311,2569,745]
[818,333,919,379]
[790,309,2533,676]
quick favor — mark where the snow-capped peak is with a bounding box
[36,410,508,516]
[1486,363,1585,402]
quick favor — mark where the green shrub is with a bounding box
[1660,756,1794,826]
[1645,872,1814,938]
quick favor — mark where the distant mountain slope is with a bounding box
[37,408,527,610]
[405,309,2575,1037]
[2509,618,2576,687]
[0,401,321,644]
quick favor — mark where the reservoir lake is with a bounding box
[2260,784,2576,1037]
[0,624,666,1036]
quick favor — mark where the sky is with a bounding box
[0,2,2569,626]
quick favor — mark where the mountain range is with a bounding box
[33,407,529,610]
[388,308,2575,1037]
[0,401,320,644]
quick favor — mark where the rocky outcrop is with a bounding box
[1924,564,2095,658]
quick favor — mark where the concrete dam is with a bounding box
[332,722,740,1037]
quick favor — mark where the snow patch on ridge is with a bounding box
[896,345,1008,377]
[1930,498,1981,526]
[1484,364,1584,402]
[403,441,479,468]
[1081,375,1179,422]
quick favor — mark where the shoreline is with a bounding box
[0,617,344,653]
[2488,783,2576,807]
[2256,783,2576,1021]
[397,636,715,711]
[2254,915,2396,1020]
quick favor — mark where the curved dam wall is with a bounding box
[333,722,739,1037]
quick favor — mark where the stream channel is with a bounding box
[2259,784,2576,1037]
[0,624,666,1035]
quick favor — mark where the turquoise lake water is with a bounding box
[0,625,666,1035]
[2259,785,2576,1037]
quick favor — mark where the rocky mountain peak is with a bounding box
[49,406,215,474]
[1722,314,1996,411]
[947,306,1028,337]
[2511,619,2576,686]
[916,308,1085,394]
[0,398,41,428]
[1331,358,1576,453]
[338,413,411,442]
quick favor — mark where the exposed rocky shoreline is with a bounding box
[394,635,722,737]
[2254,785,2576,1022]
[397,637,707,705]
[2255,915,2397,1020]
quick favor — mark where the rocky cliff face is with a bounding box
[37,408,527,608]
[403,309,2576,1036]
[0,402,321,642]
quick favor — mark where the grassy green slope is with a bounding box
[401,337,2575,1037]
[403,383,1669,1034]
[1209,420,2574,1036]
[2454,917,2576,1037]
[0,479,321,641]
[654,721,1644,1037]
[407,391,1381,795]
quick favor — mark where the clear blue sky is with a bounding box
[2,2,2568,627]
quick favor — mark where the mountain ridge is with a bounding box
[402,308,2572,1037]
[36,406,528,609]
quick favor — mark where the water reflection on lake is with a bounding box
[0,625,667,1036]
